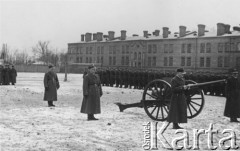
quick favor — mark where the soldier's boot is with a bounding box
[88,114,98,121]
[230,118,240,123]
[48,101,55,107]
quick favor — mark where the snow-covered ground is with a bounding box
[0,72,239,151]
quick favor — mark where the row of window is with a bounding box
[73,56,240,68]
[69,42,240,54]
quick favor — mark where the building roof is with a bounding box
[69,30,240,45]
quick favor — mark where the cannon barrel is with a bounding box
[187,79,226,88]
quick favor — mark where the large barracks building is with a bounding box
[68,23,240,72]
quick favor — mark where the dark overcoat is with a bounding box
[43,71,60,101]
[0,67,3,84]
[167,76,187,123]
[224,76,240,118]
[81,73,103,114]
[10,68,17,84]
[2,68,10,85]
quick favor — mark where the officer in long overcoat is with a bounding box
[224,69,240,122]
[167,68,189,129]
[9,65,17,85]
[0,65,3,85]
[43,64,60,107]
[81,65,103,120]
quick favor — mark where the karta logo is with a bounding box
[142,122,239,150]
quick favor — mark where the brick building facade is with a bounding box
[68,23,240,73]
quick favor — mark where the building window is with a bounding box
[122,46,125,54]
[236,57,240,67]
[134,52,137,60]
[218,56,223,67]
[225,43,230,52]
[152,57,156,67]
[86,57,88,63]
[206,57,211,67]
[109,56,112,65]
[80,57,82,63]
[200,57,204,67]
[89,47,92,54]
[181,44,185,53]
[113,46,116,54]
[231,43,235,51]
[169,56,173,66]
[224,57,230,67]
[126,56,129,65]
[169,44,173,53]
[97,47,100,54]
[121,56,125,65]
[164,44,168,53]
[200,43,205,53]
[113,56,116,65]
[89,57,92,63]
[187,44,191,53]
[76,57,79,63]
[218,43,223,53]
[86,47,88,54]
[101,46,104,54]
[126,45,129,54]
[148,57,151,66]
[181,57,185,66]
[97,57,100,63]
[187,57,191,66]
[206,43,211,53]
[153,44,157,53]
[148,45,152,53]
[101,56,103,64]
[138,52,141,60]
[109,46,112,54]
[164,57,168,66]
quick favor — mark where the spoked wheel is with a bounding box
[185,80,205,119]
[142,80,172,121]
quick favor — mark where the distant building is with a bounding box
[68,23,240,72]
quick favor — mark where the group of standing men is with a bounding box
[0,64,17,85]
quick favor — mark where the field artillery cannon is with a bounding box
[115,79,226,121]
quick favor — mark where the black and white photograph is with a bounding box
[0,0,240,150]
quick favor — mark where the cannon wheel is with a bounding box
[185,80,205,119]
[142,80,172,121]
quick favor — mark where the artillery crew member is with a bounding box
[81,64,103,120]
[43,64,60,107]
[9,65,17,85]
[167,68,189,129]
[224,69,240,122]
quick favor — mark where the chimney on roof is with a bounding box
[120,30,126,40]
[233,26,240,31]
[108,31,115,40]
[155,30,160,36]
[198,24,206,36]
[93,33,97,40]
[143,31,148,38]
[81,34,85,42]
[217,23,225,36]
[224,24,231,34]
[97,32,103,41]
[85,33,92,42]
[162,27,169,38]
[179,26,186,37]
[152,31,155,36]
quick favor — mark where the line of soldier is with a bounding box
[0,64,17,85]
[96,68,228,97]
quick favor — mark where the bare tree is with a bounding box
[32,41,50,64]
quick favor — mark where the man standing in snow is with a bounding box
[43,64,60,107]
[224,68,240,122]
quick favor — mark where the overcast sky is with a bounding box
[1,0,240,53]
